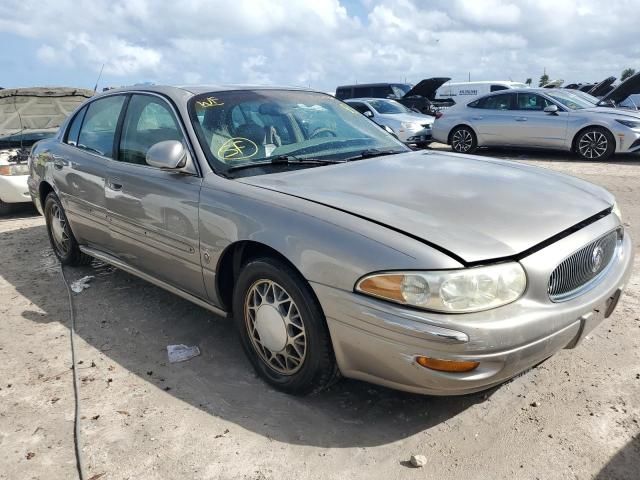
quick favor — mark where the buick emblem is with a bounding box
[591,246,604,273]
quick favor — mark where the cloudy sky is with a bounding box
[0,0,638,92]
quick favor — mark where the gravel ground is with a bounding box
[1,147,639,480]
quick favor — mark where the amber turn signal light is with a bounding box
[416,356,479,373]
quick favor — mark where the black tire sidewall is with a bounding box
[576,128,615,160]
[232,257,334,395]
[44,193,78,264]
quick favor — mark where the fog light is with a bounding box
[416,356,479,373]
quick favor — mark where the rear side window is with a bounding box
[65,106,87,146]
[118,94,184,165]
[77,95,126,158]
[335,88,350,100]
[353,86,371,97]
[370,86,392,98]
[490,85,509,92]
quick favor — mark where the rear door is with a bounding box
[509,92,568,148]
[467,93,516,145]
[106,93,206,297]
[54,94,126,249]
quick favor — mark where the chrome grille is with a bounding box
[548,229,620,301]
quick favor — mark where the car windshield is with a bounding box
[545,90,596,110]
[367,99,409,114]
[189,90,408,174]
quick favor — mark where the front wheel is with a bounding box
[450,126,478,153]
[575,127,615,160]
[232,257,338,395]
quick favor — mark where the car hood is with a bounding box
[380,112,434,124]
[589,76,617,97]
[600,72,640,104]
[403,77,451,100]
[238,151,613,263]
[582,106,640,119]
[0,87,93,136]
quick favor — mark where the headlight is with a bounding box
[0,163,29,176]
[615,119,640,129]
[356,262,527,313]
[400,121,420,130]
[612,201,622,221]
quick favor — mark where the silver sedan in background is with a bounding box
[432,87,640,160]
[345,98,434,147]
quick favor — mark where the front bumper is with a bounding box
[399,127,432,144]
[0,174,31,204]
[312,215,634,395]
[617,128,640,153]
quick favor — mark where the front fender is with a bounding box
[198,174,462,306]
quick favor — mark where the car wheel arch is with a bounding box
[215,240,317,313]
[448,124,477,145]
[571,125,616,152]
[38,181,55,211]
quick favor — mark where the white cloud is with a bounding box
[0,0,639,90]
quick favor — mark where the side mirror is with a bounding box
[146,140,187,169]
[363,110,373,118]
[544,105,559,114]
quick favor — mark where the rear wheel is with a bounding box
[44,192,92,266]
[232,257,338,395]
[575,127,615,160]
[450,126,478,153]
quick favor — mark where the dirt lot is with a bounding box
[1,147,639,480]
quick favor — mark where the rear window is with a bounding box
[335,88,350,100]
[490,85,509,92]
[77,95,126,158]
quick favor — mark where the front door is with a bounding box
[105,93,206,298]
[468,92,516,145]
[508,92,568,148]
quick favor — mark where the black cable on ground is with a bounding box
[60,264,86,480]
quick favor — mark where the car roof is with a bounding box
[96,84,322,98]
[336,83,409,88]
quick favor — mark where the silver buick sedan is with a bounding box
[432,86,640,160]
[28,85,633,396]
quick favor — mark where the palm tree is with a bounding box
[538,73,549,87]
[525,78,532,86]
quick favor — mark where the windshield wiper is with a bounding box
[227,155,343,173]
[343,149,406,161]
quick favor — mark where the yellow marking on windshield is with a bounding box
[218,137,259,161]
[197,97,225,108]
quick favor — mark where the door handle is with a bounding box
[471,116,483,120]
[107,179,123,191]
[515,117,528,122]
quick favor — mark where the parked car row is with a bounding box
[432,74,640,160]
[27,84,633,397]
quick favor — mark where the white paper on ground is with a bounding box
[167,344,201,363]
[70,275,94,293]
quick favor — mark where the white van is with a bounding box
[434,81,528,103]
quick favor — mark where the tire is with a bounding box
[232,257,338,395]
[0,199,12,216]
[44,192,92,266]
[450,126,478,153]
[574,127,615,161]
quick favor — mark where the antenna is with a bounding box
[93,64,105,92]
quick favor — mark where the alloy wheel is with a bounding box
[244,279,307,375]
[578,131,608,159]
[452,129,473,152]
